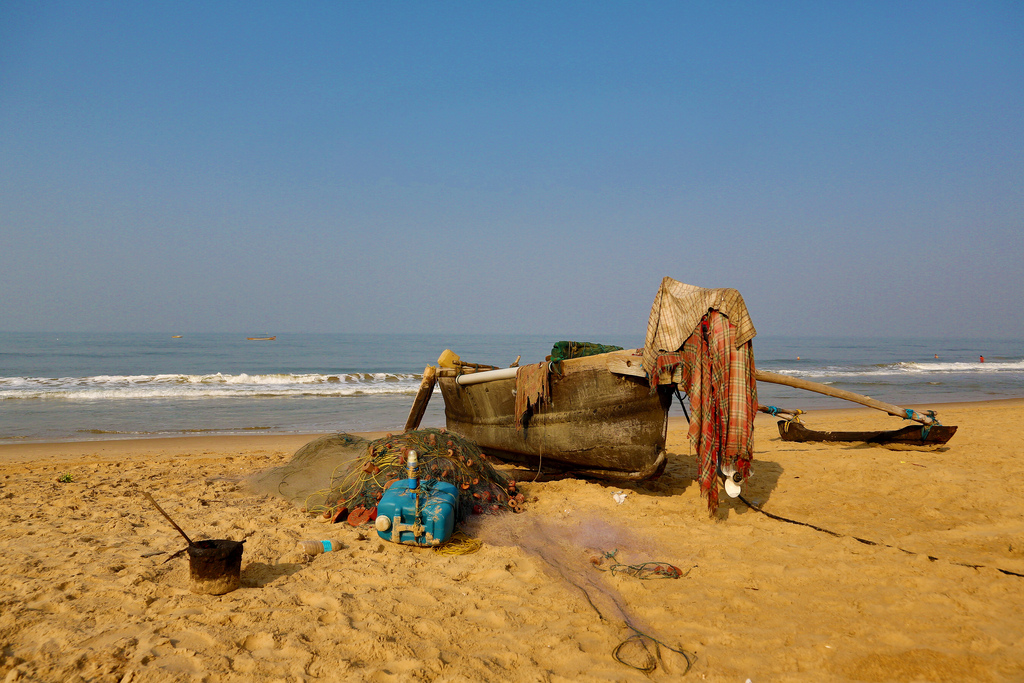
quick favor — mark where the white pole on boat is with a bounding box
[454,366,518,385]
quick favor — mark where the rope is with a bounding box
[595,550,692,580]
[921,410,940,440]
[738,496,1024,578]
[759,405,803,424]
[674,388,690,423]
[591,549,697,673]
[531,444,544,482]
[433,531,482,555]
[525,545,699,675]
[613,627,695,675]
[604,561,693,580]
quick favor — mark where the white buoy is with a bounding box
[721,464,742,498]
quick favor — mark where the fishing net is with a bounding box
[549,341,624,365]
[249,429,523,525]
[246,432,369,507]
[470,514,695,675]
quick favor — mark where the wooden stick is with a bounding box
[755,370,936,425]
[757,404,804,421]
[458,362,500,370]
[143,491,194,546]
[404,365,438,432]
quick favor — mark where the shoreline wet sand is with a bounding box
[1,399,1023,681]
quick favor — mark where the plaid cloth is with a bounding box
[655,311,757,515]
[652,353,684,387]
[642,277,756,380]
[515,362,550,431]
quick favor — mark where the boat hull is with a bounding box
[776,420,957,445]
[437,351,670,480]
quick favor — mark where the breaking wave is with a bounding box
[772,359,1024,379]
[0,372,427,401]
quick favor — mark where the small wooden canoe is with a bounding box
[246,336,276,341]
[436,349,671,481]
[776,420,958,445]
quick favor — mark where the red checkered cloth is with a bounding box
[515,362,550,431]
[653,311,757,515]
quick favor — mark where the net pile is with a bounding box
[549,341,624,366]
[303,428,524,524]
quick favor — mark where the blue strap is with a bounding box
[920,410,941,441]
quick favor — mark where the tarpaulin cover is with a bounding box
[641,277,756,380]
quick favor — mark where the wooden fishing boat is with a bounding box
[414,351,958,481]
[246,336,276,341]
[776,420,957,446]
[434,349,671,481]
[755,370,957,445]
[402,278,958,490]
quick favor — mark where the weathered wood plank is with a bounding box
[404,365,437,432]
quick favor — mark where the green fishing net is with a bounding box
[549,341,625,365]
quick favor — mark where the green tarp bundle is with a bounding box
[549,341,624,365]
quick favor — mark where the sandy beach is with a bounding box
[2,400,1023,682]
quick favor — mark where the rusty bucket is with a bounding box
[187,539,244,595]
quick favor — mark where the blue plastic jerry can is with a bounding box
[374,479,459,547]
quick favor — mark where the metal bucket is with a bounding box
[187,539,244,595]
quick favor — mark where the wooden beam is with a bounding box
[606,355,646,377]
[404,366,438,432]
[755,369,936,425]
[757,404,804,421]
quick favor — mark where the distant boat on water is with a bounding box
[171,335,183,338]
[246,336,277,341]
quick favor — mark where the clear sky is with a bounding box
[2,1,1021,339]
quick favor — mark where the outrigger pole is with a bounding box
[755,370,938,426]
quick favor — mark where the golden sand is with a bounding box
[1,401,1023,681]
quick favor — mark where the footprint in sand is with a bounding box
[165,629,217,651]
[462,606,508,628]
[236,632,312,674]
[240,632,276,652]
[296,590,342,611]
[146,652,203,675]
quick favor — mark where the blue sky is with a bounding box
[2,1,1021,338]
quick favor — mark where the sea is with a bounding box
[1,332,1021,444]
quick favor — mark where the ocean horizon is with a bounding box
[1,331,1021,444]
